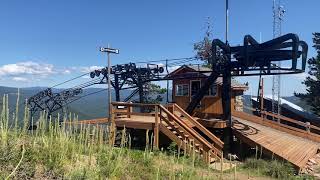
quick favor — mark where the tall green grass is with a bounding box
[241,158,315,180]
[0,94,314,179]
[0,94,221,179]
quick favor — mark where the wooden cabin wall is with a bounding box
[172,78,192,109]
[196,85,223,116]
[173,78,243,119]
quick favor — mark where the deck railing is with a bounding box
[166,103,224,150]
[110,102,223,162]
[236,107,320,142]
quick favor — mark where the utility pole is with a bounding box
[100,45,119,119]
[225,0,229,44]
[223,0,232,126]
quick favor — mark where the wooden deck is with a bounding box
[233,115,320,170]
[114,115,156,129]
[113,113,226,130]
[74,102,320,171]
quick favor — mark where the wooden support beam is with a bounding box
[154,105,159,149]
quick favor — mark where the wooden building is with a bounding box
[167,65,248,119]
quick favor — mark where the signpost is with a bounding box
[100,45,119,120]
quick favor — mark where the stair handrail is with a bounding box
[159,104,222,157]
[111,102,223,158]
[158,113,194,144]
[112,101,158,107]
[172,103,224,150]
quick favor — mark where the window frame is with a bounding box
[190,80,201,97]
[204,83,218,97]
[175,84,189,96]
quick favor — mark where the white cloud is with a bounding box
[62,69,71,74]
[77,66,104,73]
[0,61,107,85]
[0,61,106,76]
[0,61,55,77]
[12,77,28,82]
[167,66,180,73]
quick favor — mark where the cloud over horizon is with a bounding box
[0,61,104,82]
[0,61,54,77]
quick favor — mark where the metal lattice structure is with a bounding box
[27,33,308,129]
[186,33,308,125]
[27,63,166,127]
[272,0,286,119]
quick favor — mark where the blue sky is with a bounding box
[0,0,318,96]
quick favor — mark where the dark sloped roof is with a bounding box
[187,65,212,72]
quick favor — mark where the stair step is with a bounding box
[167,126,181,130]
[172,130,184,134]
[168,121,176,125]
[172,131,178,134]
[177,134,190,139]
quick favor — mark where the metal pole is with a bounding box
[226,0,229,44]
[107,44,112,119]
[166,59,169,103]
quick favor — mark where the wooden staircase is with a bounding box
[158,104,224,163]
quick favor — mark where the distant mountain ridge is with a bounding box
[0,86,172,122]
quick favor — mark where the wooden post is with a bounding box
[239,140,243,160]
[220,152,224,178]
[203,150,208,164]
[109,103,116,146]
[260,78,264,114]
[154,105,159,149]
[127,102,132,118]
[109,103,114,123]
[208,150,211,165]
[234,162,237,180]
[111,104,115,125]
[255,145,258,159]
[229,154,232,169]
[306,122,311,134]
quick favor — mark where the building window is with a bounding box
[209,84,217,96]
[176,84,189,96]
[191,80,201,96]
[205,84,218,96]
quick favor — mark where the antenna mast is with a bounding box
[272,0,285,119]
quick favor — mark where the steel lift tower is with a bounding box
[272,0,285,118]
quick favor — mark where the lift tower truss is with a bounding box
[272,0,285,119]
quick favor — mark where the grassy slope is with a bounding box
[0,129,280,179]
[0,91,314,179]
[0,127,311,180]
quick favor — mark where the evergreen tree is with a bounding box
[144,83,166,104]
[295,33,320,115]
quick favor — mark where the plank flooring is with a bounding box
[233,116,320,169]
[75,112,320,170]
